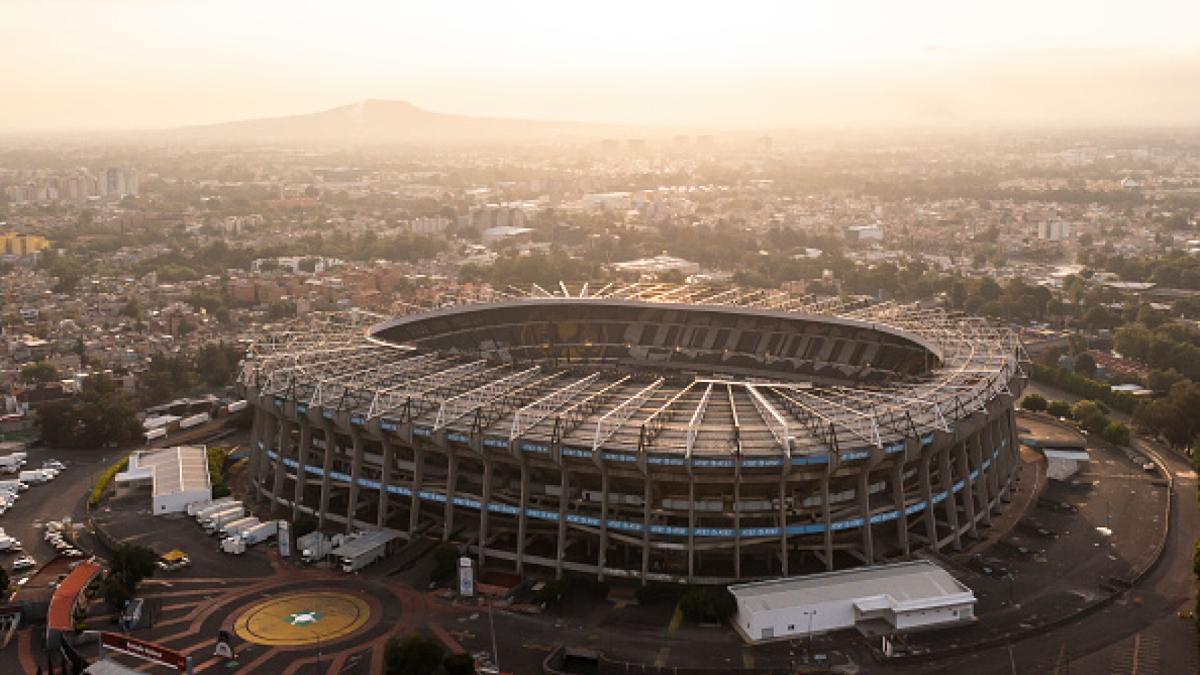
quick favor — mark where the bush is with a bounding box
[430,544,460,584]
[383,632,445,675]
[442,652,476,675]
[102,576,134,613]
[679,586,736,623]
[206,446,230,497]
[1046,400,1073,418]
[1102,421,1132,447]
[1193,538,1200,578]
[1031,364,1136,414]
[536,575,610,607]
[1020,394,1048,412]
[635,584,676,606]
[88,455,130,508]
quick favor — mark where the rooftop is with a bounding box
[117,446,211,499]
[728,560,973,613]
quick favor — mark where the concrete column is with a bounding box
[271,418,292,514]
[409,444,425,535]
[891,459,910,556]
[516,461,530,574]
[377,434,393,529]
[292,420,311,522]
[256,410,277,495]
[442,450,458,542]
[346,430,365,532]
[857,468,874,563]
[596,464,609,580]
[555,468,569,580]
[249,407,264,485]
[972,429,992,524]
[955,441,978,538]
[821,472,833,571]
[640,474,651,584]
[939,446,962,550]
[687,477,696,582]
[317,425,335,530]
[919,448,938,550]
[779,475,791,576]
[478,457,492,568]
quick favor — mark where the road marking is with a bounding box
[1131,632,1140,675]
[613,600,628,609]
[654,647,670,667]
[667,604,683,635]
[742,649,754,668]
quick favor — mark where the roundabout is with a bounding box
[233,591,372,647]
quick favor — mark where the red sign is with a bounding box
[100,631,188,671]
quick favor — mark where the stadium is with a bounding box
[238,283,1027,583]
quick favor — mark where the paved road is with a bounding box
[917,386,1199,674]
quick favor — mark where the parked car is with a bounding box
[11,556,35,570]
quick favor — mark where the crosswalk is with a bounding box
[1107,633,1161,675]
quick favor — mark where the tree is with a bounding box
[1070,400,1108,433]
[442,653,476,675]
[430,544,460,584]
[110,543,157,588]
[39,373,142,449]
[383,633,445,675]
[20,360,59,384]
[1020,394,1048,413]
[1147,369,1184,396]
[1102,421,1131,447]
[1073,353,1097,378]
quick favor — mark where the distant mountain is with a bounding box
[165,99,634,145]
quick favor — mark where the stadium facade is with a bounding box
[239,283,1027,583]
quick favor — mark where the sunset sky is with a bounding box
[3,0,1199,131]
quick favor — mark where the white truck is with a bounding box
[335,531,399,573]
[0,480,28,493]
[220,537,247,555]
[195,501,241,522]
[202,507,245,534]
[187,496,233,517]
[18,470,49,485]
[241,520,278,546]
[179,412,211,430]
[298,531,345,564]
[219,516,259,539]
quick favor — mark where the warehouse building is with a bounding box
[729,560,976,643]
[115,446,211,515]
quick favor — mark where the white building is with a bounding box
[611,255,701,277]
[1037,221,1072,241]
[845,224,884,242]
[729,561,976,643]
[114,446,211,515]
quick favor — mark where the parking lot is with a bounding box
[0,443,111,586]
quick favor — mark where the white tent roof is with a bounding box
[729,560,974,613]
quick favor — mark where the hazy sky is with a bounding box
[3,0,1200,131]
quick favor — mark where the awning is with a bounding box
[47,562,102,632]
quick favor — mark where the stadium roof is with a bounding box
[240,283,1025,459]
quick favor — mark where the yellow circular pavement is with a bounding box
[233,591,371,647]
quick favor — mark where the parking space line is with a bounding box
[667,604,683,635]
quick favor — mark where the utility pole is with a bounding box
[489,599,500,673]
